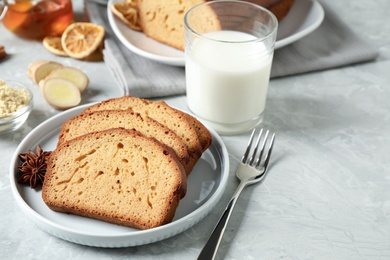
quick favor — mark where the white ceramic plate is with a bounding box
[9,104,229,247]
[107,0,324,66]
[275,0,324,49]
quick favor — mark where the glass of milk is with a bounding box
[184,0,278,135]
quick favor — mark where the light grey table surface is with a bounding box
[1,1,390,259]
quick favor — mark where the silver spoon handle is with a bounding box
[197,182,246,260]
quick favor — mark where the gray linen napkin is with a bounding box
[86,1,378,98]
[86,2,186,98]
[270,1,379,78]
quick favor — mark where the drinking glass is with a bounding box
[184,0,277,135]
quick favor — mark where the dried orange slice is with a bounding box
[61,22,105,59]
[43,36,68,57]
[110,1,142,31]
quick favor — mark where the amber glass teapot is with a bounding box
[0,0,73,39]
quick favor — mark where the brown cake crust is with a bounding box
[83,96,209,175]
[57,109,190,173]
[136,0,295,50]
[42,128,187,230]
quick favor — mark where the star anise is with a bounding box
[18,145,52,189]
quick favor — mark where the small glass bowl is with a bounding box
[0,81,34,133]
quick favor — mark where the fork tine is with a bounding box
[258,132,275,171]
[249,129,263,166]
[254,130,269,167]
[241,129,256,163]
[242,129,275,170]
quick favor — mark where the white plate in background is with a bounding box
[275,0,324,49]
[107,0,324,66]
[10,104,229,247]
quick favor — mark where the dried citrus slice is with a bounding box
[61,22,105,59]
[110,1,142,31]
[43,36,68,57]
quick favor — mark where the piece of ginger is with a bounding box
[43,66,89,93]
[41,78,81,110]
[28,60,63,84]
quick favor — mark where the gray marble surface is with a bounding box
[1,0,390,259]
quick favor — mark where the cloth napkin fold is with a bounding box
[86,1,378,98]
[87,2,186,98]
[270,1,379,78]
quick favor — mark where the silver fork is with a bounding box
[198,128,276,260]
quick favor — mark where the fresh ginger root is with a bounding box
[27,60,89,110]
[42,66,89,93]
[41,78,81,110]
[28,60,63,84]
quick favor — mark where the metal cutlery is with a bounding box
[198,128,276,260]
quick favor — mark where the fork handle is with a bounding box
[197,182,246,260]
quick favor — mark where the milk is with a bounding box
[185,30,273,133]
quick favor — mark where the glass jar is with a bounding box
[0,0,73,39]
